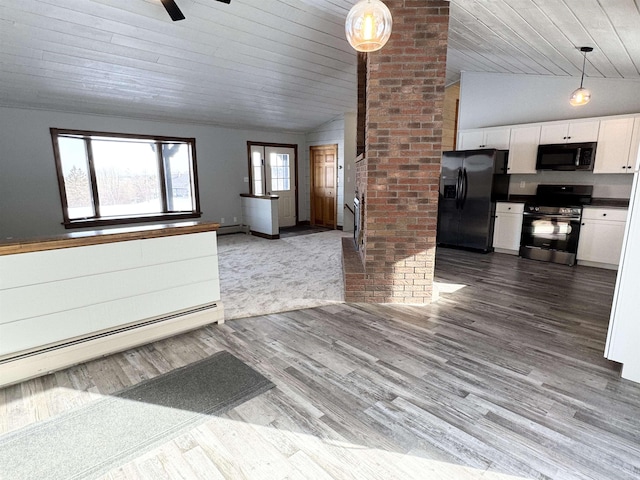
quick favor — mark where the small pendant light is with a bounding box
[570,47,593,106]
[345,0,393,53]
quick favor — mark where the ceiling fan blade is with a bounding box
[160,0,185,21]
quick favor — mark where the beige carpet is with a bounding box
[217,230,349,321]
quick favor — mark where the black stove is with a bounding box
[530,184,593,207]
[520,185,593,266]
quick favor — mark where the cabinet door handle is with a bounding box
[603,213,607,217]
[582,223,585,226]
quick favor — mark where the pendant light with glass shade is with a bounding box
[345,0,393,52]
[570,46,593,106]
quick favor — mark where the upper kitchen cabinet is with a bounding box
[539,120,600,144]
[458,127,511,150]
[594,117,637,174]
[507,125,540,174]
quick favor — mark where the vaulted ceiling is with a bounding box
[1,0,639,132]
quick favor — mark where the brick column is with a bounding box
[345,0,449,304]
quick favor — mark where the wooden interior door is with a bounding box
[310,145,337,228]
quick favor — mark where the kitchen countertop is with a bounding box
[505,195,534,203]
[588,198,629,208]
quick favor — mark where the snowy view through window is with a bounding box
[55,132,197,222]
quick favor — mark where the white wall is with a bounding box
[459,72,640,130]
[0,106,305,239]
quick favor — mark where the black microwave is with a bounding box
[536,142,597,171]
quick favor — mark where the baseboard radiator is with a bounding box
[217,224,250,235]
[0,302,225,388]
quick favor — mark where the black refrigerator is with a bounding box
[437,149,510,252]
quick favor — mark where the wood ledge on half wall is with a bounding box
[0,221,220,256]
[240,193,279,200]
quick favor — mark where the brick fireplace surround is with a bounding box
[343,0,449,304]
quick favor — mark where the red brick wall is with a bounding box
[345,0,449,304]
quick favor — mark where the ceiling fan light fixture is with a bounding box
[570,46,593,106]
[345,0,393,53]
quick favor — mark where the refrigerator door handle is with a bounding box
[455,168,463,209]
[461,168,469,209]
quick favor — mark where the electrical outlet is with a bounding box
[221,217,225,224]
[520,181,526,189]
[233,217,237,223]
[243,177,249,183]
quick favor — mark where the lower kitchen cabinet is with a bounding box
[493,202,524,254]
[577,207,628,269]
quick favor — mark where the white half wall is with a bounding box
[459,72,640,130]
[0,106,305,239]
[241,196,278,236]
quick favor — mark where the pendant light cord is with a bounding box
[579,51,586,89]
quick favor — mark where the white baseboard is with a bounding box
[576,259,618,270]
[493,247,519,255]
[0,303,225,388]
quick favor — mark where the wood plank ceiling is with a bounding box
[0,0,639,132]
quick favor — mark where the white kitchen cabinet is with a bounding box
[594,117,635,174]
[493,202,524,254]
[458,127,511,150]
[539,120,600,144]
[577,207,628,269]
[507,125,540,174]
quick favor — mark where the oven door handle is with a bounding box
[523,212,580,219]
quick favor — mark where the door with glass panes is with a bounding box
[249,144,297,228]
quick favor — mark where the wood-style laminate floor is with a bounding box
[2,249,640,480]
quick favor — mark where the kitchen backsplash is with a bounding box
[509,171,633,199]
